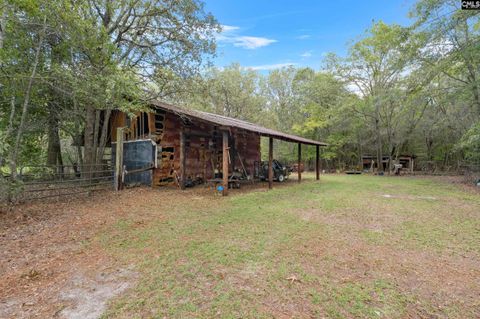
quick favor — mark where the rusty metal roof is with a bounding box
[151,101,327,146]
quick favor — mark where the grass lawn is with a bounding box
[96,174,480,318]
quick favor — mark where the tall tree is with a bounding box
[326,21,421,172]
[78,0,218,171]
[180,64,266,123]
[292,69,359,169]
[411,0,480,115]
[263,66,301,132]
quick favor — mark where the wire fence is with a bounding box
[3,164,114,202]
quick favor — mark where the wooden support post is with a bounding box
[180,130,186,190]
[268,137,273,189]
[230,135,236,172]
[114,127,124,191]
[222,130,229,196]
[316,145,320,181]
[298,143,302,183]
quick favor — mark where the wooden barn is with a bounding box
[110,101,327,195]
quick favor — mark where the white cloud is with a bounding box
[297,34,311,40]
[244,63,296,71]
[300,50,313,58]
[233,36,277,49]
[216,25,277,49]
[221,25,240,32]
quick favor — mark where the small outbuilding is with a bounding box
[110,101,327,195]
[362,155,415,173]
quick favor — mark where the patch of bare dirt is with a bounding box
[293,204,402,232]
[59,268,136,319]
[381,194,437,200]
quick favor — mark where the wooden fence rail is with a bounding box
[2,164,114,202]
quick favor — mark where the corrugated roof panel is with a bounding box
[151,101,328,146]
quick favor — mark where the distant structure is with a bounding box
[362,155,415,173]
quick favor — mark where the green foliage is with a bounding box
[263,66,301,132]
[0,177,23,202]
[458,122,480,161]
[177,63,266,123]
[291,70,359,165]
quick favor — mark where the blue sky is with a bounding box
[204,0,415,71]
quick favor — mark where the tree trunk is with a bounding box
[0,4,6,50]
[72,98,83,166]
[92,110,101,165]
[45,29,65,172]
[425,134,434,171]
[96,109,112,168]
[9,18,46,179]
[84,108,112,176]
[0,97,15,167]
[46,103,63,173]
[375,116,383,173]
[372,93,384,173]
[472,80,480,116]
[388,144,396,174]
[83,106,96,177]
[357,134,363,170]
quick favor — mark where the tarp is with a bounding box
[112,139,157,186]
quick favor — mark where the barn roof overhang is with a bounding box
[151,101,328,147]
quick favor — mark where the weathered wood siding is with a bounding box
[111,109,261,187]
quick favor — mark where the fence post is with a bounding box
[115,127,124,191]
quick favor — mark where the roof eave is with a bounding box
[151,101,328,146]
